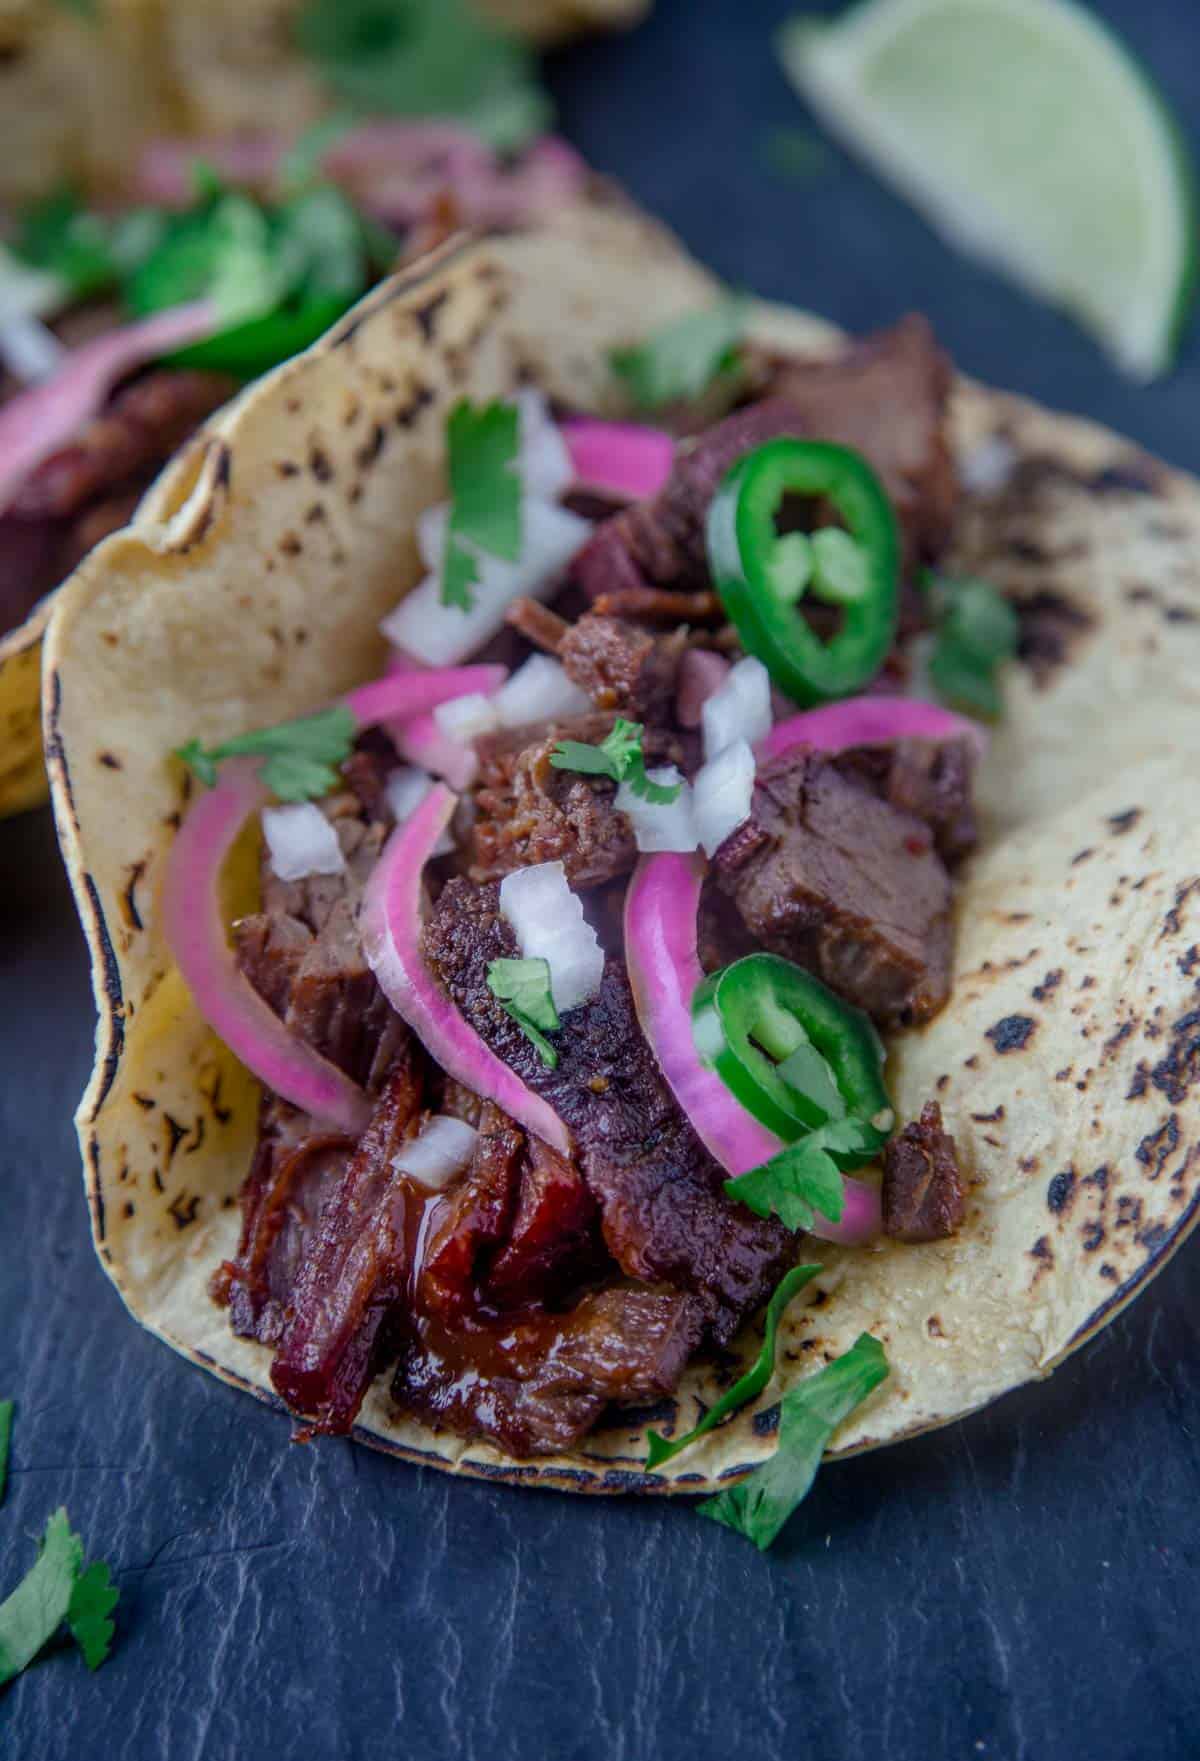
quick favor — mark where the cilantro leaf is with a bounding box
[726,1117,880,1233]
[549,719,682,804]
[487,958,560,1033]
[176,705,356,802]
[701,1334,889,1550]
[610,294,749,412]
[295,0,552,152]
[14,187,120,302]
[646,1264,820,1469]
[0,1402,11,1507]
[440,399,521,609]
[924,572,1018,721]
[487,957,560,1068]
[0,1508,83,1687]
[67,1560,119,1673]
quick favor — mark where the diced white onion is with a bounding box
[702,656,773,761]
[382,499,591,667]
[261,803,345,883]
[493,654,591,729]
[693,738,755,856]
[516,388,574,501]
[392,1115,478,1189]
[432,691,500,741]
[416,502,449,571]
[384,766,454,854]
[499,861,604,1014]
[615,768,699,853]
[961,434,1017,495]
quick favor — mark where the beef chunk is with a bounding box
[11,370,236,519]
[834,737,978,866]
[469,714,694,888]
[715,750,954,1028]
[590,586,723,624]
[422,880,793,1341]
[753,316,958,566]
[485,1136,599,1309]
[882,1101,966,1241]
[559,612,686,718]
[270,1048,426,1433]
[418,1104,524,1320]
[393,1285,705,1457]
[572,399,809,600]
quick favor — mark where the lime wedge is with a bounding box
[779,0,1197,378]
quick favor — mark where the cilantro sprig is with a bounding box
[924,571,1018,721]
[0,1510,118,1686]
[487,957,560,1068]
[441,399,522,611]
[176,705,356,802]
[726,1117,881,1233]
[701,1334,889,1550]
[611,293,749,412]
[646,1264,820,1470]
[549,718,683,806]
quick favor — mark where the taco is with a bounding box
[0,126,591,818]
[45,203,1200,1543]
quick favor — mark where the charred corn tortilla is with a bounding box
[45,204,1200,1492]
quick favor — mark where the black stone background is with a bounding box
[3,0,1199,1754]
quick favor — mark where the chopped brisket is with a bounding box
[418,1104,524,1321]
[10,370,236,520]
[505,596,569,653]
[834,737,978,866]
[752,316,959,566]
[882,1101,966,1242]
[590,586,723,624]
[270,1048,426,1433]
[714,750,954,1028]
[572,399,809,600]
[469,713,694,888]
[485,1135,599,1309]
[422,879,793,1341]
[559,612,686,718]
[393,1285,705,1457]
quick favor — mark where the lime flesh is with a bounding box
[780,0,1197,378]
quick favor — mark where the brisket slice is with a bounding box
[882,1101,966,1242]
[393,1286,705,1458]
[751,315,959,566]
[270,1047,426,1433]
[715,750,954,1029]
[422,879,793,1343]
[558,613,687,719]
[469,714,695,888]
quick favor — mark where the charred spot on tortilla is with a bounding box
[985,1014,1036,1053]
[1012,589,1095,686]
[1046,1170,1076,1214]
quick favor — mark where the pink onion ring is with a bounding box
[0,301,218,515]
[162,759,372,1136]
[344,663,506,729]
[361,785,571,1155]
[561,419,674,502]
[391,711,479,790]
[759,696,987,765]
[624,851,880,1245]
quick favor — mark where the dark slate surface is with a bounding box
[3,0,1200,1753]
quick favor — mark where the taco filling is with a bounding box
[164,311,998,1465]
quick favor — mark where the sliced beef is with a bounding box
[590,586,723,625]
[752,315,959,566]
[423,879,793,1341]
[714,750,954,1028]
[469,714,694,888]
[558,612,686,719]
[270,1047,426,1433]
[393,1285,705,1457]
[834,737,978,866]
[572,399,809,601]
[882,1101,966,1242]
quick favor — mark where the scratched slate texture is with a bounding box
[3,0,1200,1755]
